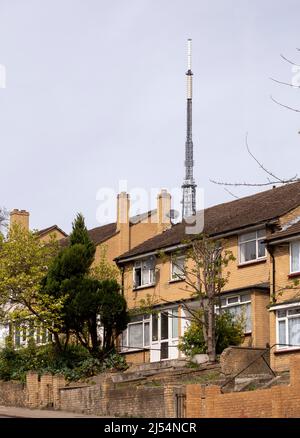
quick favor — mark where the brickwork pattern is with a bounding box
[186,357,300,418]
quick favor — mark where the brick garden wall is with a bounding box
[59,382,178,417]
[186,356,300,418]
[0,371,178,418]
[2,356,300,417]
[220,346,272,376]
[0,380,26,407]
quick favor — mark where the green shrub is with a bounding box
[0,343,127,382]
[178,311,244,358]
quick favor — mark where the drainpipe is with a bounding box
[267,244,276,304]
[120,265,125,297]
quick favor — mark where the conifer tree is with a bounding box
[44,213,128,355]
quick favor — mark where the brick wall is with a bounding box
[186,356,300,418]
[59,380,177,418]
[220,346,272,377]
[0,380,26,407]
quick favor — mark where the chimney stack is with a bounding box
[157,189,171,234]
[10,209,30,230]
[117,192,130,254]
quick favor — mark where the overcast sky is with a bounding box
[0,0,299,233]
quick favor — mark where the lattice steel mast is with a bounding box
[182,38,196,219]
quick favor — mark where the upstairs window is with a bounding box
[171,255,185,281]
[216,294,252,333]
[238,229,266,264]
[290,241,300,274]
[133,257,155,288]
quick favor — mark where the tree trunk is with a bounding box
[207,300,216,362]
[89,316,99,353]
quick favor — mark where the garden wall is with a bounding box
[186,356,300,418]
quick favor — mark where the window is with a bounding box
[171,308,179,338]
[239,229,266,264]
[12,320,52,348]
[171,255,185,281]
[290,241,300,273]
[217,294,252,333]
[277,307,300,349]
[133,257,155,288]
[121,315,150,351]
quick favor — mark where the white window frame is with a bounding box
[121,315,150,352]
[133,257,155,289]
[12,320,52,349]
[170,255,185,282]
[238,229,266,265]
[276,306,300,350]
[216,294,252,334]
[290,241,300,274]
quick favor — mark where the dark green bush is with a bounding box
[0,343,127,382]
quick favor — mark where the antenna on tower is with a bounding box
[182,38,197,219]
[187,38,192,70]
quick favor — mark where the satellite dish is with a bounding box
[167,209,180,220]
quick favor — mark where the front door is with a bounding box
[150,308,179,362]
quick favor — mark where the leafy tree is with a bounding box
[178,311,244,358]
[0,223,62,338]
[90,245,119,282]
[167,234,235,362]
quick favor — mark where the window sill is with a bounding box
[133,283,155,291]
[121,347,150,354]
[238,258,267,268]
[288,272,300,279]
[274,347,300,355]
[169,278,185,284]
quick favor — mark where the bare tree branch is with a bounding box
[280,53,300,67]
[270,77,300,89]
[271,95,300,113]
[245,133,285,183]
[224,188,239,199]
[210,134,300,188]
[210,179,285,187]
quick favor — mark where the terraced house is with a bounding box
[5,191,172,348]
[115,182,300,371]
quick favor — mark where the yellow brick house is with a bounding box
[5,191,172,348]
[115,182,300,366]
[266,211,300,371]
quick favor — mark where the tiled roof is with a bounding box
[60,222,118,247]
[60,210,157,247]
[116,182,300,261]
[37,225,67,237]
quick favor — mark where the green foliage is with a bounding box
[90,245,119,282]
[0,344,127,382]
[43,213,128,354]
[0,223,62,330]
[178,311,244,357]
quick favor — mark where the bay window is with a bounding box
[290,241,300,273]
[121,315,150,351]
[217,294,252,333]
[277,307,300,349]
[238,229,266,264]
